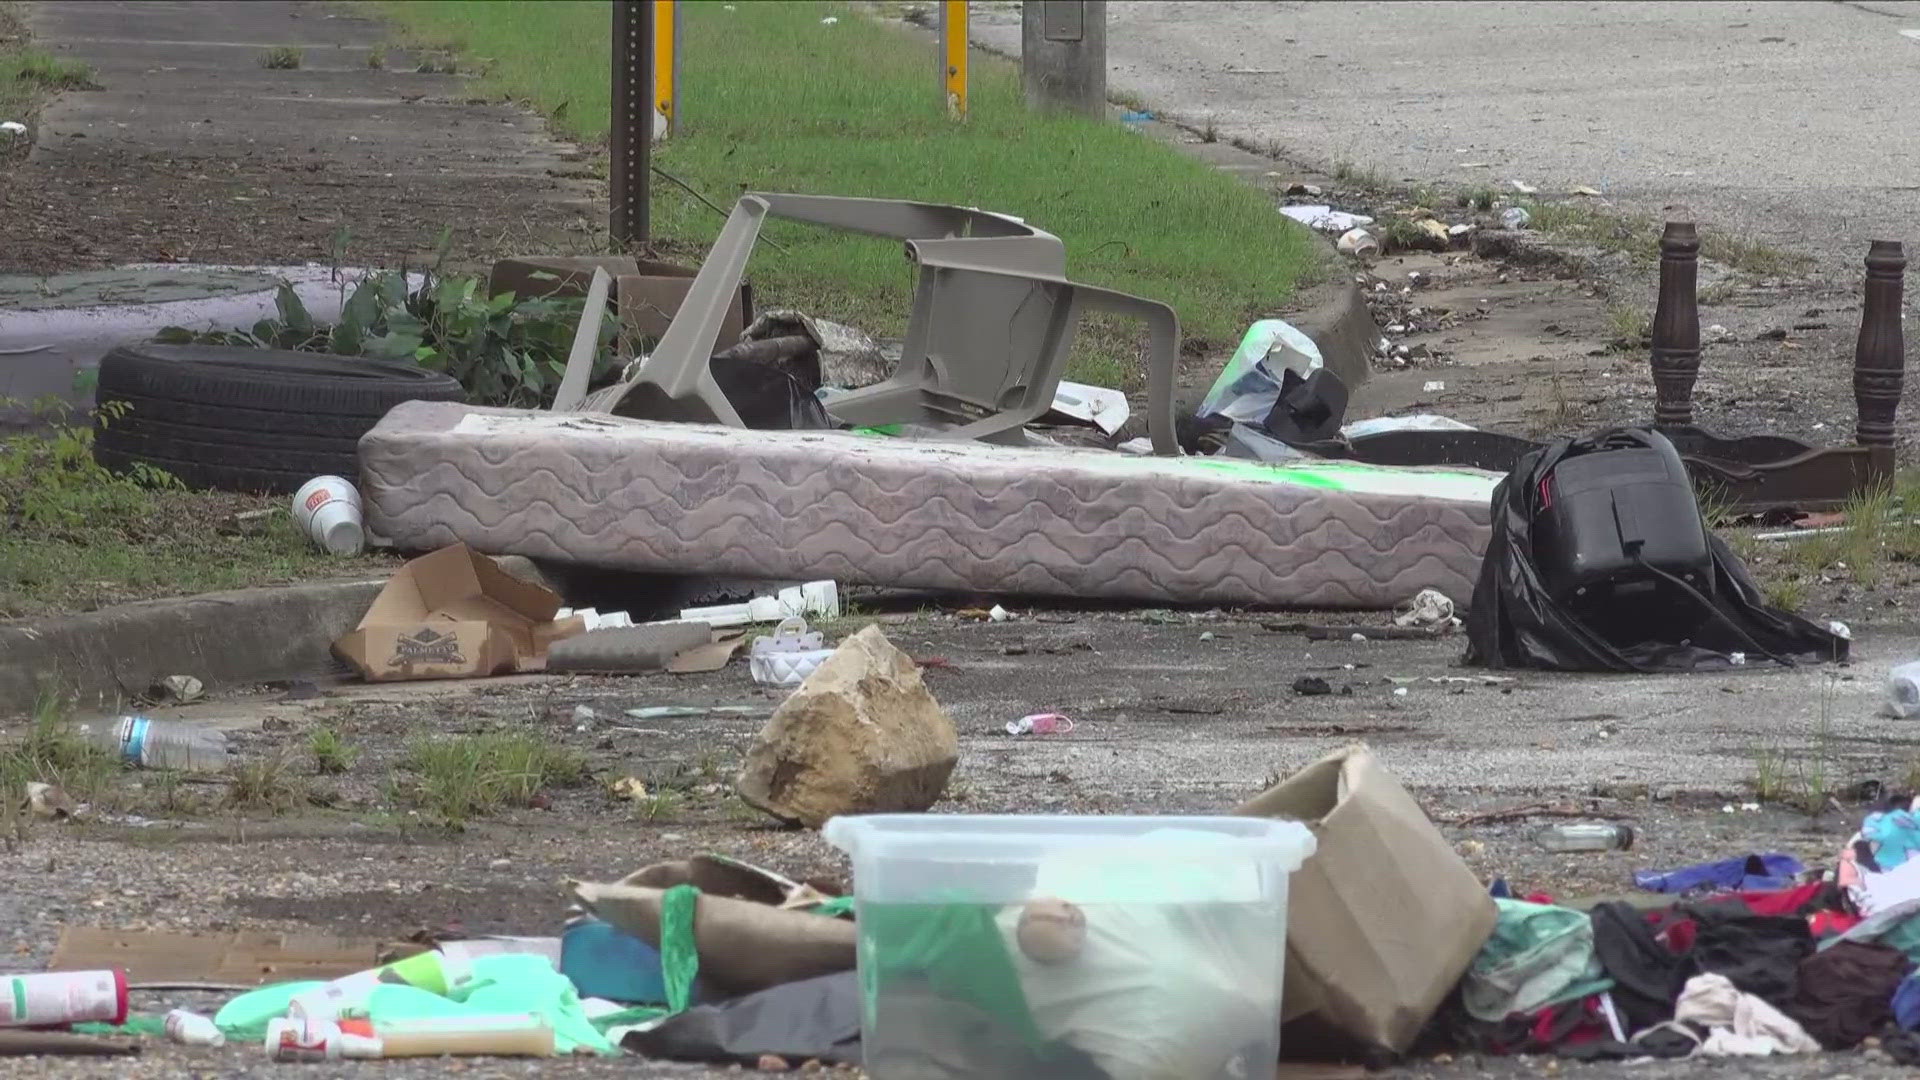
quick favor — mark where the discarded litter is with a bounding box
[1533,822,1634,853]
[554,607,635,632]
[1291,676,1333,696]
[748,617,833,687]
[292,475,365,556]
[1196,319,1325,425]
[1500,206,1532,229]
[680,581,840,628]
[624,705,765,721]
[1,970,126,1027]
[1393,588,1460,632]
[334,544,586,682]
[22,781,78,820]
[164,1010,225,1047]
[81,716,229,773]
[1887,661,1920,718]
[1336,227,1380,258]
[1047,380,1130,436]
[988,604,1011,622]
[1279,204,1376,232]
[1422,380,1447,393]
[0,121,25,137]
[1004,712,1075,736]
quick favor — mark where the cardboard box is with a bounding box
[618,259,753,349]
[50,926,408,986]
[1237,744,1497,1054]
[332,544,586,682]
[485,255,753,350]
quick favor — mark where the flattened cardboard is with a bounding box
[50,927,391,985]
[1237,744,1497,1054]
[332,544,585,682]
[487,256,638,303]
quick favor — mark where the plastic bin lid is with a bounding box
[823,814,1315,870]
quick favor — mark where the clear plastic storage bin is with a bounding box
[824,814,1316,1080]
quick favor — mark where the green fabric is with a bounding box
[213,980,325,1039]
[659,883,701,1014]
[1462,898,1613,1021]
[589,1005,669,1033]
[71,1015,166,1037]
[814,895,856,918]
[859,900,1041,1047]
[453,953,616,1056]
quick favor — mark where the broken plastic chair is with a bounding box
[553,193,1181,456]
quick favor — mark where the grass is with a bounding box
[1605,303,1651,352]
[1,1,95,156]
[0,691,119,830]
[258,46,303,70]
[308,727,357,776]
[1518,199,1808,277]
[226,750,305,813]
[1749,674,1841,814]
[0,400,396,619]
[399,733,590,824]
[373,0,1317,377]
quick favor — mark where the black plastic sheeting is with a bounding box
[1466,428,1849,673]
[622,970,861,1066]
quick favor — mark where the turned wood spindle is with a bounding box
[1649,221,1702,427]
[1854,240,1906,462]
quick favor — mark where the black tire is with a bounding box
[93,343,464,493]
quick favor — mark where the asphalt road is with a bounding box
[970,0,1920,274]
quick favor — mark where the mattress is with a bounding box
[359,402,1500,610]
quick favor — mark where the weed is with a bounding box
[415,52,459,75]
[1699,280,1740,305]
[1468,188,1496,212]
[1377,217,1431,253]
[695,750,727,781]
[227,751,305,813]
[1108,89,1147,113]
[400,734,588,824]
[1604,304,1651,352]
[9,48,95,90]
[0,398,179,530]
[1751,748,1788,803]
[259,46,303,70]
[367,47,387,70]
[308,726,357,776]
[1199,114,1218,143]
[633,788,684,823]
[1784,480,1910,589]
[1763,574,1809,611]
[0,690,119,820]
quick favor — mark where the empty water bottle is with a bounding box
[88,716,229,772]
[1534,823,1634,853]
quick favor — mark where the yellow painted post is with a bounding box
[939,0,968,118]
[653,0,677,135]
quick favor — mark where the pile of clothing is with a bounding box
[1434,802,1920,1063]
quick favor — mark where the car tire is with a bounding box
[92,343,465,493]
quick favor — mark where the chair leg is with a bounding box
[1855,240,1907,475]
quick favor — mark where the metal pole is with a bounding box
[611,0,653,247]
[1020,0,1105,117]
[655,0,678,135]
[939,0,969,118]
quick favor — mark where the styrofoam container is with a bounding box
[824,815,1314,1077]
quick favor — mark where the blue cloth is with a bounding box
[1896,974,1920,1031]
[1632,853,1803,895]
[1489,877,1513,899]
[1865,810,1920,873]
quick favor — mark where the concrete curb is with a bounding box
[0,577,386,719]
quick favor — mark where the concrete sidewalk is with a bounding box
[3,0,598,274]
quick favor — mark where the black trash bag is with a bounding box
[622,971,861,1066]
[709,353,834,431]
[1465,427,1849,673]
[1260,367,1349,445]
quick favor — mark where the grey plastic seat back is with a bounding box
[570,192,1179,455]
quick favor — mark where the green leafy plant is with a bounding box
[156,270,622,409]
[259,46,303,70]
[0,397,178,531]
[308,727,357,776]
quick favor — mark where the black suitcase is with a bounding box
[1532,432,1712,606]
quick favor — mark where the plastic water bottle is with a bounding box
[1534,823,1634,853]
[90,716,229,772]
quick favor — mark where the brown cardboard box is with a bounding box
[485,255,752,350]
[617,259,752,348]
[332,544,586,682]
[1237,744,1497,1054]
[50,926,407,985]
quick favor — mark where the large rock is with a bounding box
[735,624,958,827]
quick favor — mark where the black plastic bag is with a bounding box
[1465,428,1849,672]
[621,971,861,1066]
[710,354,834,431]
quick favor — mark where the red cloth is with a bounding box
[1808,910,1863,937]
[1731,882,1828,918]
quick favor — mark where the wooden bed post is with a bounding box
[1649,222,1702,428]
[1854,240,1906,478]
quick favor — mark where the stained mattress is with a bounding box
[359,402,1499,610]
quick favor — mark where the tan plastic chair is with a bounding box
[567,192,1180,455]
